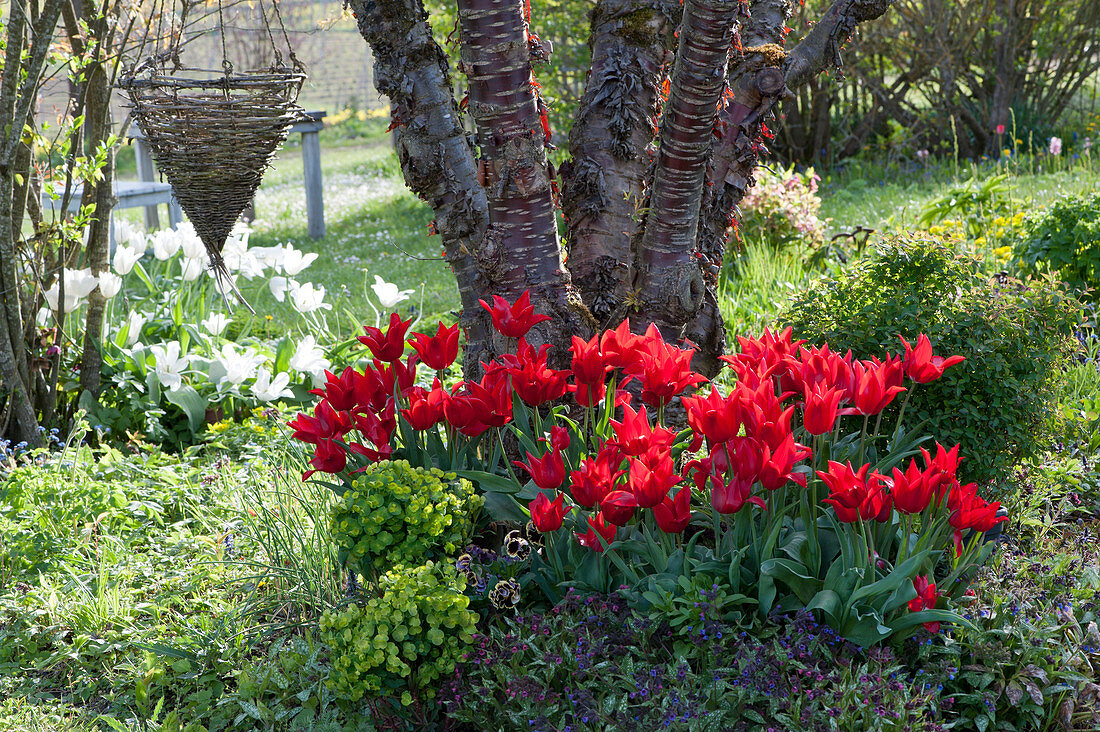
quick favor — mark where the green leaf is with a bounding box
[274,336,294,374]
[454,469,521,495]
[481,492,527,523]
[165,385,208,436]
[760,558,820,605]
[848,549,931,607]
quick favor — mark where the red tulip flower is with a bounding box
[758,433,811,490]
[506,340,571,407]
[480,291,551,338]
[401,383,446,430]
[303,438,346,479]
[513,449,567,490]
[654,487,691,533]
[683,386,748,446]
[289,399,353,444]
[609,404,675,457]
[358,312,413,363]
[710,474,765,514]
[600,319,644,371]
[908,575,941,633]
[569,448,625,508]
[529,492,571,532]
[601,490,639,525]
[890,459,935,514]
[948,481,1007,549]
[802,383,844,436]
[818,461,893,523]
[900,334,965,383]
[408,322,460,372]
[576,511,618,552]
[625,324,707,408]
[628,454,682,508]
[851,359,907,416]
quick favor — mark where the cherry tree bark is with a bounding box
[559,0,679,327]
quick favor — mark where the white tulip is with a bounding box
[44,268,99,313]
[202,312,230,336]
[371,275,414,309]
[113,245,143,275]
[98,272,122,298]
[289,335,331,387]
[115,219,148,253]
[181,256,205,281]
[149,341,190,392]
[279,246,318,276]
[289,281,330,313]
[251,368,294,402]
[215,343,264,386]
[151,228,182,260]
[269,276,294,302]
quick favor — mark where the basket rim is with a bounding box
[120,66,306,91]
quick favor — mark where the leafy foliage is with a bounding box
[783,235,1078,484]
[1012,192,1100,298]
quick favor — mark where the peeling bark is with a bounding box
[559,0,679,327]
[632,0,742,340]
[347,0,493,369]
[457,0,594,354]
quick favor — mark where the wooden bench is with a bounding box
[129,110,327,239]
[40,180,183,242]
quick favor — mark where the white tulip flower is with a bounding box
[269,276,294,302]
[180,231,206,261]
[181,256,205,281]
[113,245,144,275]
[98,272,122,298]
[279,246,318,276]
[151,228,182,260]
[114,219,148,254]
[202,312,230,336]
[215,343,264,386]
[289,335,331,387]
[371,275,415,309]
[288,281,330,313]
[149,341,190,392]
[44,268,99,313]
[124,311,148,346]
[251,368,294,402]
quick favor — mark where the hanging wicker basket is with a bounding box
[120,66,306,272]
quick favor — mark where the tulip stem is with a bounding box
[858,415,870,465]
[893,385,915,442]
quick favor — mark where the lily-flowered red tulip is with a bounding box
[569,447,625,508]
[625,324,707,409]
[408,322,460,372]
[401,383,446,430]
[513,449,567,490]
[600,319,644,371]
[548,425,570,451]
[653,487,691,533]
[818,461,892,523]
[851,359,907,416]
[529,492,571,532]
[722,327,805,377]
[948,482,1007,535]
[890,459,936,514]
[900,334,965,383]
[758,433,811,490]
[288,399,353,444]
[358,312,413,362]
[303,438,346,479]
[506,340,571,407]
[609,404,675,457]
[479,291,551,338]
[601,490,639,526]
[710,474,765,514]
[627,454,681,508]
[576,511,618,552]
[682,386,748,446]
[571,334,609,407]
[802,383,844,436]
[908,575,941,633]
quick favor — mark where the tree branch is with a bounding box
[785,0,895,90]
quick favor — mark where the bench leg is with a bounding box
[302,131,324,240]
[168,197,183,228]
[134,138,161,230]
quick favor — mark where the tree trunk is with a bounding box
[632,0,742,340]
[456,0,594,355]
[558,0,679,327]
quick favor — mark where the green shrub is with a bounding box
[330,460,481,580]
[782,235,1077,485]
[1012,192,1100,297]
[319,561,476,704]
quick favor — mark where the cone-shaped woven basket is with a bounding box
[121,68,306,278]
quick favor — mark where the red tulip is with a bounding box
[802,383,843,436]
[408,322,460,372]
[600,319,644,371]
[722,327,805,377]
[908,575,941,633]
[289,399,353,444]
[900,334,965,384]
[506,339,571,407]
[358,312,413,363]
[571,334,608,386]
[529,492,571,532]
[609,404,675,457]
[758,433,811,490]
[576,511,618,552]
[401,383,446,430]
[627,454,681,508]
[625,324,707,409]
[569,448,625,508]
[479,291,551,338]
[783,343,853,398]
[851,360,906,416]
[948,482,1006,533]
[601,490,639,525]
[513,449,567,490]
[683,386,749,446]
[818,461,892,523]
[890,459,935,514]
[548,425,570,451]
[710,474,765,514]
[653,486,691,533]
[303,438,346,479]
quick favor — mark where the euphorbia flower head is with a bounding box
[900,334,965,383]
[601,490,639,526]
[908,575,941,633]
[513,449,567,491]
[576,511,618,552]
[851,359,907,416]
[710,474,765,514]
[818,461,892,523]
[358,312,413,362]
[890,459,936,514]
[529,491,571,532]
[653,486,692,533]
[408,321,460,372]
[627,454,681,508]
[802,382,844,436]
[609,404,675,457]
[480,291,551,338]
[506,339,571,406]
[625,324,707,408]
[569,448,625,508]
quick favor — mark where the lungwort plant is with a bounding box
[290,294,1004,647]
